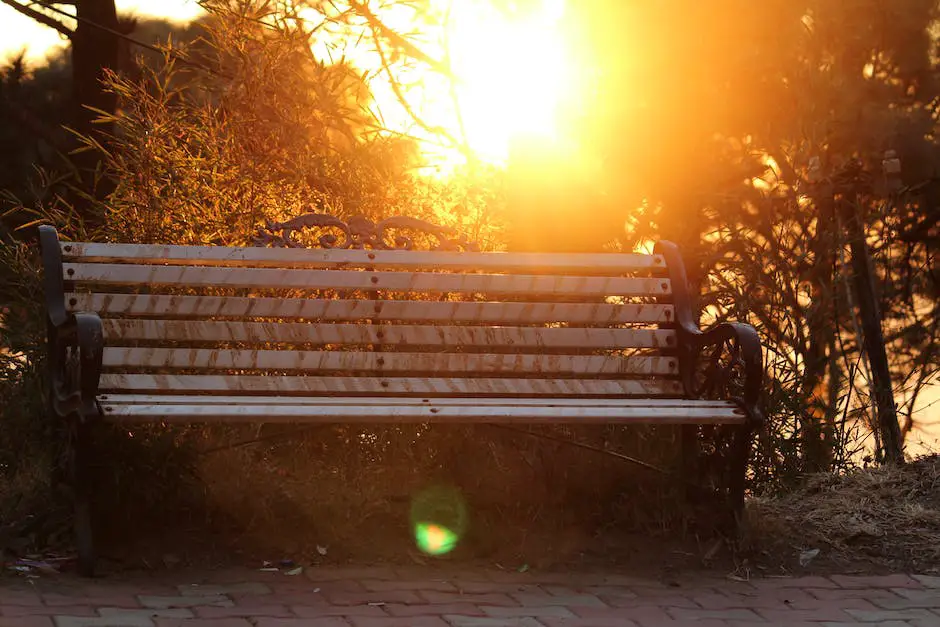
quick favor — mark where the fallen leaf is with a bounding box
[799,548,820,567]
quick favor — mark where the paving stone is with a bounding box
[783,597,881,611]
[846,607,940,621]
[0,590,43,606]
[422,592,519,607]
[728,623,830,627]
[254,620,351,627]
[573,605,671,624]
[831,574,923,589]
[666,607,762,621]
[53,616,154,627]
[540,618,639,627]
[186,572,276,585]
[4,606,97,617]
[726,586,816,602]
[292,604,387,618]
[325,590,423,605]
[97,608,194,620]
[153,619,254,627]
[579,586,637,599]
[452,582,541,595]
[808,587,904,600]
[752,575,838,588]
[361,579,458,593]
[626,585,694,597]
[177,584,270,597]
[384,603,486,617]
[0,618,55,627]
[139,595,234,609]
[601,594,700,609]
[913,574,940,588]
[348,618,450,627]
[757,608,856,622]
[635,619,730,627]
[269,580,365,595]
[873,593,940,609]
[193,605,292,619]
[888,587,940,601]
[693,592,790,610]
[44,595,141,608]
[511,593,606,608]
[3,566,940,627]
[481,605,575,618]
[444,617,545,627]
[237,593,327,606]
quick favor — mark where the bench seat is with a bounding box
[97,395,746,423]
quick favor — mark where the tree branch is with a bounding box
[348,0,448,75]
[0,0,74,38]
[369,26,462,152]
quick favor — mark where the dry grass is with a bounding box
[89,423,700,570]
[747,455,940,572]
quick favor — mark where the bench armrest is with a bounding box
[690,322,764,425]
[653,241,764,426]
[47,313,104,420]
[40,225,104,420]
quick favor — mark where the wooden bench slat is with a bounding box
[98,374,685,396]
[101,348,679,375]
[99,395,730,407]
[67,294,675,324]
[63,264,672,297]
[62,242,666,274]
[101,320,676,349]
[99,402,743,424]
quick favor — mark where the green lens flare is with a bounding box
[414,522,458,555]
[410,485,468,556]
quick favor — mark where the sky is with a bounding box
[0,1,204,63]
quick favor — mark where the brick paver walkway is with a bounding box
[2,567,939,626]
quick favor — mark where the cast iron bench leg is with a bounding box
[71,417,95,576]
[727,424,752,534]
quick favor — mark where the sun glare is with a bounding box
[446,0,572,165]
[317,0,576,171]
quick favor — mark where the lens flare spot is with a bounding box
[410,485,468,556]
[415,522,458,555]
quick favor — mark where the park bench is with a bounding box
[39,215,763,576]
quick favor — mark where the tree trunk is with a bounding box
[841,197,905,465]
[70,0,120,230]
[802,199,838,471]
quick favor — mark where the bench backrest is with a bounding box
[49,221,686,400]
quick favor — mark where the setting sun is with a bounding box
[446,0,572,164]
[321,0,578,170]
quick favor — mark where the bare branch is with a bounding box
[0,0,73,38]
[369,26,461,151]
[348,0,448,75]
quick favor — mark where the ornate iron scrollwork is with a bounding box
[693,335,747,402]
[252,213,480,252]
